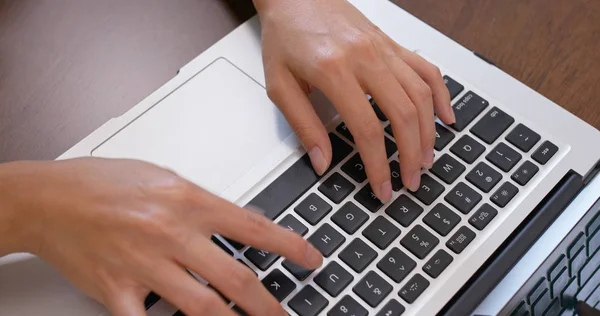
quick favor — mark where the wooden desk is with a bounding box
[1,0,598,162]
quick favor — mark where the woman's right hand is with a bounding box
[1,158,322,316]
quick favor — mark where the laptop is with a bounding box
[1,0,599,315]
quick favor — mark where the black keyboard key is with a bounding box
[543,298,560,316]
[319,172,355,204]
[568,232,585,258]
[328,295,368,316]
[435,123,456,151]
[371,98,388,121]
[450,91,489,131]
[471,107,515,144]
[278,214,308,236]
[577,258,600,300]
[224,238,245,250]
[450,135,486,164]
[362,216,401,249]
[385,123,394,137]
[551,266,569,298]
[342,154,367,183]
[431,153,466,184]
[355,184,383,212]
[445,182,482,214]
[506,124,541,152]
[377,299,406,316]
[570,246,586,279]
[466,161,502,193]
[385,136,397,158]
[446,226,476,254]
[337,122,354,143]
[244,248,279,271]
[377,247,416,283]
[511,161,539,186]
[510,301,527,316]
[561,278,577,307]
[211,236,233,256]
[423,249,453,278]
[390,161,403,191]
[443,75,464,100]
[423,204,461,236]
[532,289,551,316]
[353,271,393,307]
[289,285,329,316]
[172,311,185,316]
[486,142,522,172]
[399,273,430,304]
[411,174,445,205]
[144,292,160,309]
[469,203,498,231]
[532,141,558,165]
[282,260,313,281]
[295,193,332,225]
[491,182,519,208]
[314,261,354,297]
[401,225,439,259]
[385,194,423,227]
[338,239,377,273]
[248,133,352,220]
[331,202,369,234]
[528,279,548,306]
[578,249,600,286]
[308,224,345,257]
[261,269,296,302]
[549,255,567,282]
[587,212,600,237]
[589,228,600,255]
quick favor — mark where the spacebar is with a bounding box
[247,133,352,220]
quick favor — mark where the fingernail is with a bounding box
[305,243,323,268]
[423,148,434,169]
[410,171,421,192]
[379,180,392,202]
[308,147,328,175]
[449,107,457,124]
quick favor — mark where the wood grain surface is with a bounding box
[0,0,598,162]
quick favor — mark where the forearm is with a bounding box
[0,161,42,257]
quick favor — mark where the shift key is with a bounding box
[451,91,489,132]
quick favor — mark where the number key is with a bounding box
[444,182,482,214]
[328,295,368,316]
[377,247,416,283]
[490,182,519,207]
[469,204,498,231]
[486,142,522,172]
[399,274,430,304]
[376,300,406,316]
[511,161,539,186]
[466,162,502,193]
[353,271,392,307]
[423,204,461,236]
[400,225,439,259]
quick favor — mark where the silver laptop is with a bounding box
[2,0,599,315]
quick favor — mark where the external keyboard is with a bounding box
[148,74,562,315]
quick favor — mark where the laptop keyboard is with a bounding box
[158,75,562,315]
[501,198,600,316]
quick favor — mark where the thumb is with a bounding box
[266,67,332,175]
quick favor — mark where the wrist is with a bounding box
[0,161,46,256]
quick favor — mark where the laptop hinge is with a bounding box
[439,170,585,316]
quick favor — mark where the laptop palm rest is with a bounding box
[92,58,294,196]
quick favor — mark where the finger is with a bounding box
[395,45,455,124]
[179,238,287,316]
[360,66,424,191]
[145,262,235,316]
[208,204,322,269]
[104,290,147,316]
[384,56,436,169]
[320,75,392,201]
[266,66,332,175]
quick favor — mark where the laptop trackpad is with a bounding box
[92,58,294,196]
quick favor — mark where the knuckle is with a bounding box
[265,80,285,104]
[187,291,220,315]
[426,64,443,79]
[414,83,433,105]
[229,266,258,292]
[354,118,384,142]
[313,49,346,77]
[397,104,419,125]
[244,209,269,233]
